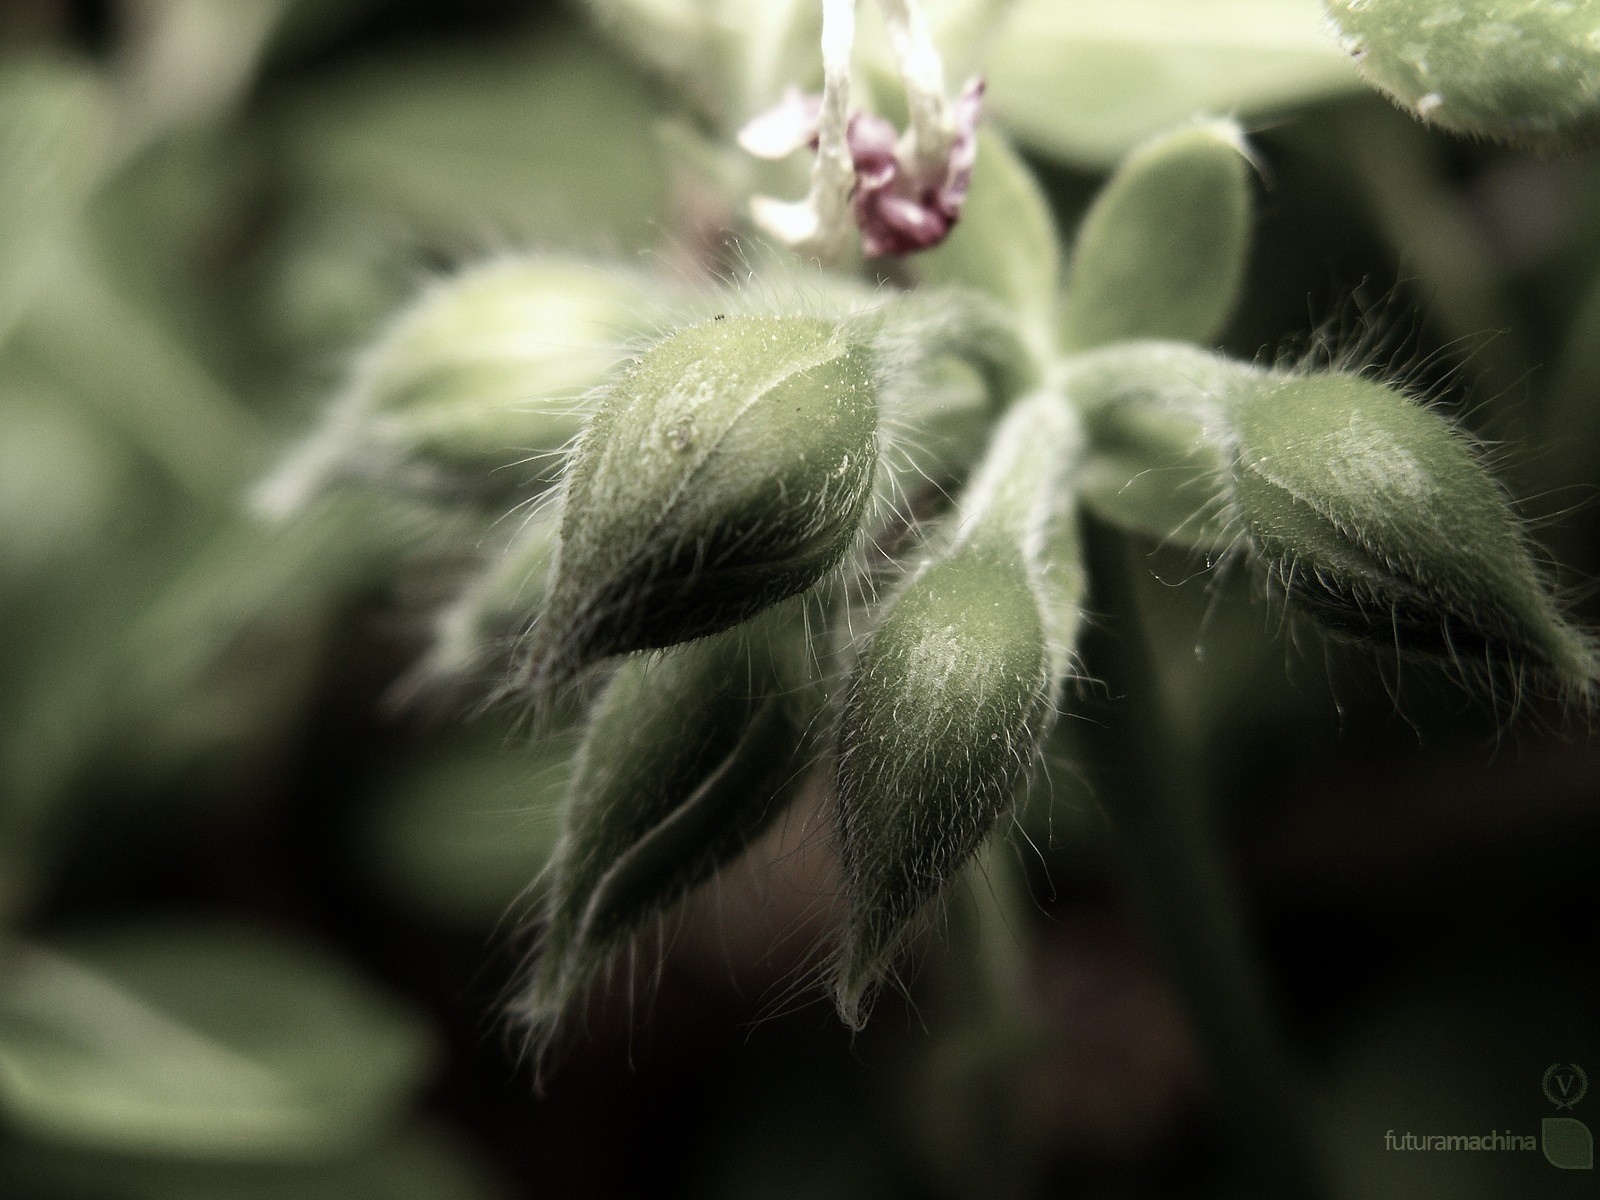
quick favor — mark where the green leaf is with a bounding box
[914,130,1061,360]
[1324,0,1600,149]
[0,57,109,349]
[1060,120,1255,351]
[832,391,1083,1027]
[985,0,1360,168]
[280,33,670,252]
[0,922,437,1159]
[0,1121,507,1200]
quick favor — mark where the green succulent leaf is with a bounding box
[1060,120,1255,352]
[985,0,1360,168]
[261,256,657,515]
[520,605,812,1052]
[1323,0,1600,149]
[0,923,436,1159]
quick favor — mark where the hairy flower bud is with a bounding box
[257,257,650,515]
[518,606,812,1055]
[358,258,648,482]
[1229,371,1597,687]
[833,391,1084,1026]
[1324,0,1600,149]
[528,314,878,689]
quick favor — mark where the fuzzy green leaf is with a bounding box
[360,258,655,484]
[1324,0,1600,149]
[1060,121,1255,352]
[264,257,658,515]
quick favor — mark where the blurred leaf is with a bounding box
[85,131,261,393]
[0,921,437,1158]
[279,32,671,252]
[0,1120,507,1200]
[357,735,572,926]
[117,0,299,153]
[0,371,137,597]
[582,0,819,127]
[0,56,110,348]
[259,206,424,363]
[985,0,1360,168]
[15,247,265,499]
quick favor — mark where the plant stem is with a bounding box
[1080,516,1342,1199]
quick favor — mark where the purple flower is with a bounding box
[851,78,984,257]
[739,77,986,258]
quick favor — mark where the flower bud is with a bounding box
[529,314,878,689]
[256,257,651,516]
[518,605,812,1054]
[1324,0,1600,149]
[1229,371,1596,687]
[1060,120,1254,352]
[359,257,650,486]
[832,392,1083,1026]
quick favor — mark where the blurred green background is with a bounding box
[1,1,1598,1197]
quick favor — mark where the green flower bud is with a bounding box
[1060,120,1254,352]
[258,256,652,515]
[360,257,651,484]
[529,313,878,689]
[1229,371,1596,687]
[833,392,1085,1027]
[518,605,812,1055]
[1324,0,1600,149]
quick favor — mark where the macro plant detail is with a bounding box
[5,0,1600,1196]
[263,0,1600,1066]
